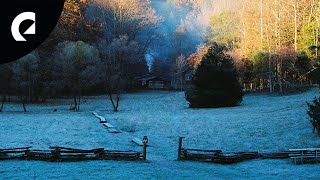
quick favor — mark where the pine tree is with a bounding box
[186,43,243,108]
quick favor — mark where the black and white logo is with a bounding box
[11,12,36,42]
[1,0,65,64]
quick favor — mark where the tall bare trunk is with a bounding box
[73,95,78,111]
[279,56,284,95]
[260,0,263,50]
[294,0,298,52]
[267,34,274,94]
[268,55,273,94]
[316,17,319,58]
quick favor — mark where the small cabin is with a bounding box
[137,75,170,90]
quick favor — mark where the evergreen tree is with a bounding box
[310,63,320,87]
[307,97,320,135]
[295,52,312,74]
[295,51,312,83]
[186,43,243,108]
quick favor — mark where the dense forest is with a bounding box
[0,0,319,111]
[207,0,320,94]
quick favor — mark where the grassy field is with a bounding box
[0,90,320,179]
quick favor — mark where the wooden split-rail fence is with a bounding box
[0,141,148,162]
[289,148,320,165]
[2,137,319,165]
[176,137,319,165]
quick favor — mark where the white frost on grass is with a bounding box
[104,90,320,153]
[0,89,320,179]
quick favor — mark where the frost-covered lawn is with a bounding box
[1,89,320,179]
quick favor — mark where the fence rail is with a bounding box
[0,144,147,162]
[177,137,295,164]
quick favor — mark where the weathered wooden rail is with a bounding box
[289,148,320,165]
[0,145,148,162]
[177,137,292,164]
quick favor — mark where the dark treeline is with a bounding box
[0,0,161,112]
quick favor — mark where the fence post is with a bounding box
[24,149,30,160]
[178,137,183,160]
[143,136,148,161]
[51,148,61,161]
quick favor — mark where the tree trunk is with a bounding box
[0,95,5,112]
[269,72,273,94]
[260,78,264,90]
[115,94,120,112]
[109,94,120,112]
[180,75,183,91]
[278,57,284,95]
[260,0,263,50]
[316,18,319,58]
[73,95,78,112]
[22,98,27,112]
[268,45,273,94]
[267,32,273,94]
[294,0,298,52]
[76,87,81,112]
[77,95,81,112]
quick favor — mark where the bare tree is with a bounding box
[172,54,190,90]
[99,36,142,112]
[91,0,161,111]
[105,72,126,112]
[93,0,161,41]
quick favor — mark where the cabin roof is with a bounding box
[136,75,169,82]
